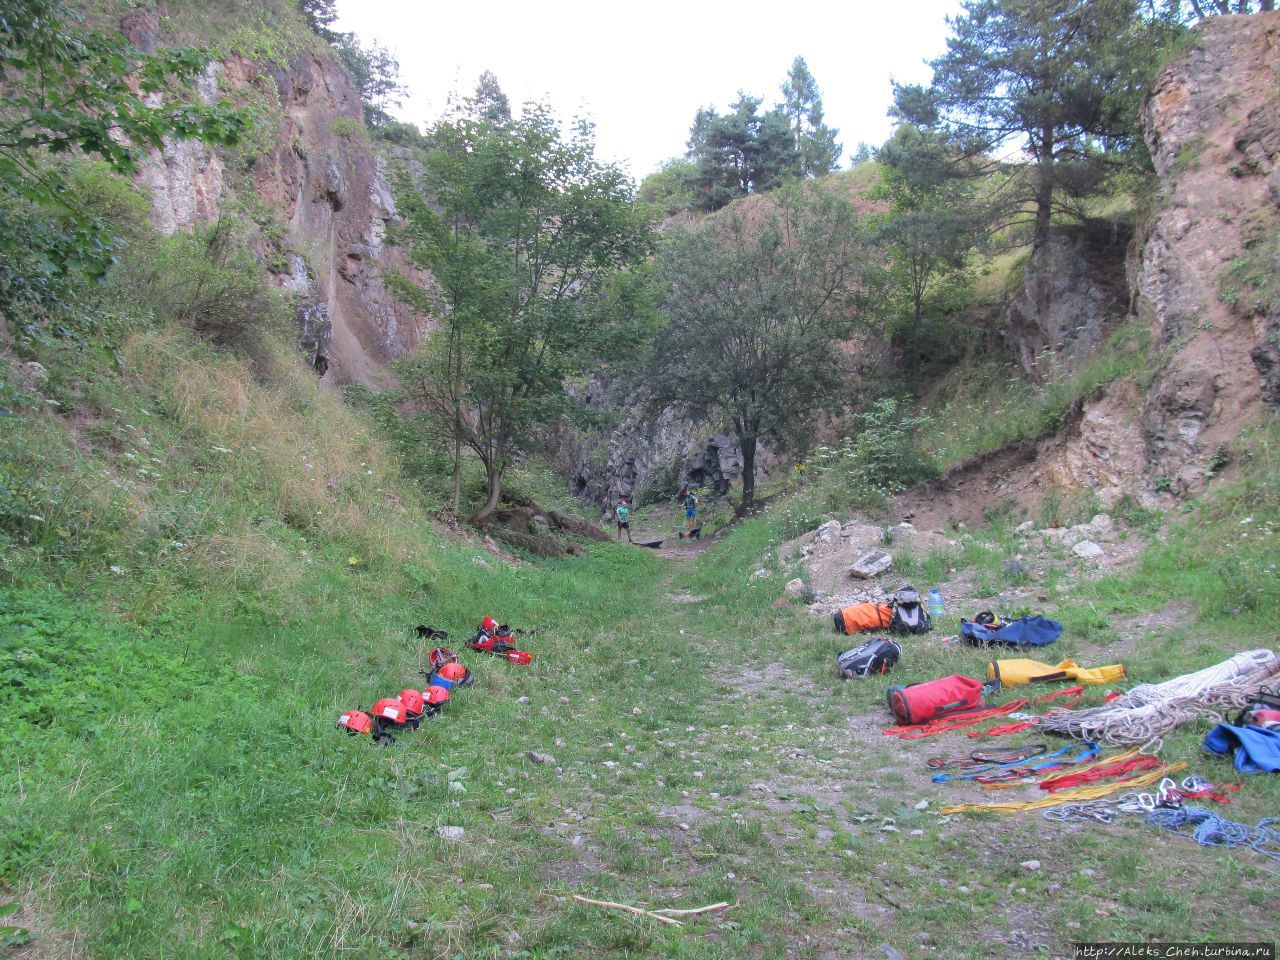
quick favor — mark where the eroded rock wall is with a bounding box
[1136,11,1280,494]
[131,11,432,385]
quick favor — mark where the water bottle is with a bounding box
[929,588,945,621]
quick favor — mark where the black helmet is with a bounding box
[836,638,902,678]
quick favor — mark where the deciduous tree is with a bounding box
[648,182,877,510]
[395,104,656,521]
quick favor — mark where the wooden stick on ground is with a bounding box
[572,895,684,926]
[652,901,736,916]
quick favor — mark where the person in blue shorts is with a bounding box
[683,491,698,531]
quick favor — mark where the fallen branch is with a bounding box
[572,895,683,926]
[652,900,737,916]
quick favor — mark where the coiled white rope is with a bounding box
[1039,649,1280,746]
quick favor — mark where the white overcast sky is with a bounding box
[333,0,961,180]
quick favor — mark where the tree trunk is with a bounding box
[739,433,757,511]
[1033,125,1055,328]
[469,463,502,523]
[451,340,463,514]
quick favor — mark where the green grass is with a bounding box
[919,321,1152,469]
[3,311,1279,959]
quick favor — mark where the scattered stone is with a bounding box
[772,597,791,608]
[558,696,570,704]
[1072,540,1104,559]
[632,706,641,715]
[784,577,806,598]
[1015,520,1035,533]
[850,550,893,579]
[815,519,843,542]
[1004,557,1033,576]
[677,822,690,832]
[516,696,530,704]
[532,514,550,529]
[526,751,557,766]
[1087,513,1116,536]
[1020,859,1042,871]
[1080,868,1096,878]
[472,557,493,571]
[436,826,465,841]
[913,799,929,811]
[449,780,467,794]
[910,829,925,837]
[750,568,772,581]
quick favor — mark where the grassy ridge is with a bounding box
[3,324,1279,956]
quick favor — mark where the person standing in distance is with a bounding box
[683,490,699,533]
[615,499,633,543]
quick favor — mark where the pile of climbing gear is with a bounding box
[337,616,536,746]
[887,674,985,727]
[337,624,466,745]
[833,585,932,636]
[926,741,1098,784]
[960,613,1063,647]
[1038,649,1280,746]
[884,684,1084,740]
[467,616,534,665]
[837,638,901,677]
[987,657,1124,689]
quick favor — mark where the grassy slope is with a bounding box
[3,314,1280,958]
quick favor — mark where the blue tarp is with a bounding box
[961,615,1064,647]
[1203,723,1280,775]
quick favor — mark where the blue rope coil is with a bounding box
[1147,806,1280,861]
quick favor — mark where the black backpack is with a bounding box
[888,587,932,635]
[837,638,902,677]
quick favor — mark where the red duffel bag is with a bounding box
[887,675,986,726]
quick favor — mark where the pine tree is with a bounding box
[780,56,842,177]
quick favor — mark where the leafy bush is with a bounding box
[807,397,939,509]
[110,219,290,355]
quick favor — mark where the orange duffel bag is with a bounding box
[834,603,893,635]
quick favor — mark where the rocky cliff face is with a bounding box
[1004,220,1134,380]
[126,10,431,386]
[1136,10,1280,494]
[958,11,1280,512]
[549,378,776,511]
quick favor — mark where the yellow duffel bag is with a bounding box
[987,658,1125,688]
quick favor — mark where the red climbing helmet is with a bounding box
[372,697,409,725]
[438,661,470,685]
[429,646,458,670]
[338,709,373,735]
[397,688,426,716]
[424,685,451,712]
[480,616,498,634]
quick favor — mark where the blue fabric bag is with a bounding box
[1203,723,1280,774]
[961,615,1064,647]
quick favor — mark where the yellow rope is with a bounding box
[940,762,1188,815]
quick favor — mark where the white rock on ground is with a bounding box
[784,578,806,598]
[436,826,465,841]
[849,550,893,579]
[750,568,772,581]
[1073,540,1104,559]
